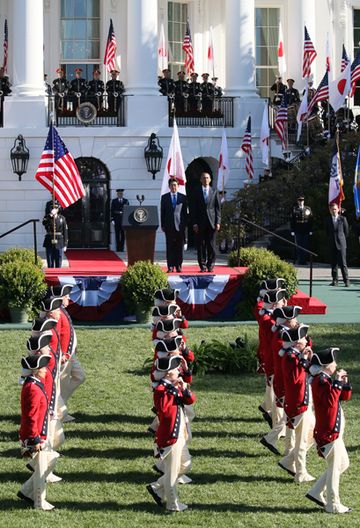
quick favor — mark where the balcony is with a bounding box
[168,97,234,128]
[47,94,126,127]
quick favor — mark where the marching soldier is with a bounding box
[270,76,286,105]
[42,203,68,268]
[200,73,214,113]
[111,189,129,252]
[106,69,125,113]
[174,71,189,113]
[158,68,175,97]
[52,68,69,111]
[87,69,104,110]
[188,72,201,112]
[69,68,87,110]
[290,195,313,265]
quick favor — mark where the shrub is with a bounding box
[191,334,257,376]
[0,260,47,315]
[228,246,278,268]
[121,260,168,313]
[0,248,43,269]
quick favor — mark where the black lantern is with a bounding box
[144,133,163,179]
[10,135,30,181]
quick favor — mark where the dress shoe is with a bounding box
[17,490,34,507]
[166,502,188,512]
[345,281,350,287]
[146,484,164,507]
[305,492,326,508]
[258,406,273,429]
[330,280,338,286]
[200,266,206,272]
[278,461,296,477]
[176,266,182,272]
[207,266,214,272]
[260,436,281,455]
[167,267,174,273]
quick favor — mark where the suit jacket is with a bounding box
[111,197,129,223]
[160,192,188,233]
[192,186,221,229]
[326,215,349,250]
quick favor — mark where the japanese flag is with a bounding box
[158,22,168,73]
[278,21,286,77]
[260,103,270,166]
[161,118,186,195]
[329,62,351,112]
[217,128,230,192]
[207,26,215,76]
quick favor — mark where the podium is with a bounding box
[122,205,159,265]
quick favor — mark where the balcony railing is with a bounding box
[168,97,234,127]
[47,94,126,127]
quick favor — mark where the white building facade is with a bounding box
[0,0,359,252]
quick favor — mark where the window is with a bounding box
[60,0,100,79]
[255,8,280,98]
[168,1,188,79]
[354,9,360,105]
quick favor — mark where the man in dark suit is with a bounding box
[161,178,188,273]
[111,189,129,251]
[326,203,349,286]
[192,172,221,272]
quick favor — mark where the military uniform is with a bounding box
[174,73,189,113]
[290,197,313,264]
[69,70,87,110]
[87,72,105,110]
[188,76,201,112]
[0,74,12,97]
[158,73,175,97]
[285,87,300,105]
[200,74,214,113]
[42,212,68,268]
[106,73,125,113]
[52,70,69,111]
[270,79,286,105]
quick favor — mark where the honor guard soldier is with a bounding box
[188,72,201,112]
[212,77,223,98]
[200,73,214,113]
[174,71,189,113]
[285,78,300,105]
[52,68,69,111]
[106,69,125,113]
[87,69,104,110]
[69,68,87,110]
[290,195,313,265]
[18,354,59,511]
[270,76,286,105]
[42,203,68,268]
[307,348,352,514]
[111,189,129,252]
[158,68,175,97]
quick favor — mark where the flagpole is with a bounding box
[336,126,343,208]
[305,78,309,149]
[51,124,57,245]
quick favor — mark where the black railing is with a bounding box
[47,94,126,127]
[233,216,317,297]
[0,219,39,264]
[169,97,234,127]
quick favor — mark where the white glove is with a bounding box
[183,243,188,251]
[63,246,67,252]
[291,232,295,236]
[309,232,313,236]
[111,220,115,225]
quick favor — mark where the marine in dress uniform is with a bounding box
[174,71,189,113]
[110,188,129,251]
[200,73,214,113]
[290,195,313,265]
[52,68,69,111]
[42,204,68,268]
[87,69,104,110]
[147,355,196,512]
[285,78,300,105]
[188,72,201,112]
[18,354,58,511]
[69,68,87,110]
[307,348,352,514]
[326,203,349,287]
[158,68,175,97]
[270,77,286,105]
[160,178,188,272]
[106,69,125,113]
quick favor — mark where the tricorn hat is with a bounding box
[21,354,51,370]
[155,355,182,372]
[310,347,339,367]
[152,304,179,317]
[31,318,57,333]
[41,297,62,312]
[154,288,179,302]
[156,318,182,333]
[260,278,286,291]
[155,336,182,353]
[273,305,302,320]
[50,284,72,297]
[26,332,52,352]
[280,324,309,343]
[262,289,287,304]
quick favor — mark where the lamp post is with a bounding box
[10,135,30,181]
[144,133,163,179]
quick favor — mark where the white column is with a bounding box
[225,0,257,97]
[127,0,159,95]
[12,0,45,96]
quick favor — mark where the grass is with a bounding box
[0,324,359,528]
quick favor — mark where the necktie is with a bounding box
[172,194,176,209]
[203,189,208,204]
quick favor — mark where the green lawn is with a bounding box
[0,325,359,528]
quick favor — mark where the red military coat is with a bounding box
[271,326,285,404]
[19,376,49,445]
[312,373,352,451]
[154,380,196,448]
[59,306,76,360]
[258,311,275,377]
[282,347,310,420]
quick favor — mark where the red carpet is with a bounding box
[45,249,127,277]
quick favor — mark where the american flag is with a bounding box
[341,44,350,73]
[104,19,117,73]
[241,116,254,180]
[182,20,194,76]
[308,71,329,114]
[302,26,317,78]
[350,48,360,97]
[35,125,85,209]
[2,19,8,73]
[274,99,288,148]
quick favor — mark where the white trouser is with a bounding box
[20,443,59,509]
[48,416,65,451]
[285,406,315,481]
[260,376,274,414]
[264,406,286,446]
[60,354,86,406]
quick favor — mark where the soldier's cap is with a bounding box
[190,72,198,77]
[155,336,182,353]
[93,69,100,75]
[41,296,62,312]
[297,195,305,201]
[154,288,179,302]
[156,318,182,333]
[273,305,302,320]
[74,68,83,73]
[262,288,287,304]
[31,317,57,333]
[310,347,339,367]
[162,68,170,73]
[110,69,120,74]
[152,304,179,317]
[116,188,124,193]
[280,324,309,343]
[27,332,52,352]
[202,73,209,77]
[56,67,64,74]
[21,354,51,371]
[50,284,73,297]
[260,278,286,291]
[287,78,295,83]
[177,71,185,76]
[155,355,182,372]
[212,77,218,81]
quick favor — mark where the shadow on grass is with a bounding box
[63,429,260,440]
[72,413,151,425]
[0,415,20,424]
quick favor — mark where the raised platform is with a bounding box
[44,250,326,322]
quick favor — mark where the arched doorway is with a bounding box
[63,157,110,248]
[185,157,218,247]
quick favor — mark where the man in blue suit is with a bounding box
[161,178,188,273]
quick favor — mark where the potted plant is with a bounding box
[121,260,168,323]
[0,259,47,323]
